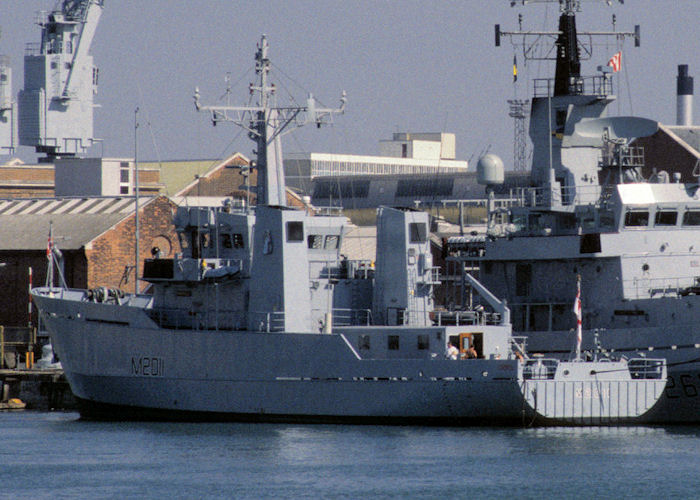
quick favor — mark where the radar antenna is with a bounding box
[194,35,346,207]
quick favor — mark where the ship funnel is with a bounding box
[677,64,694,126]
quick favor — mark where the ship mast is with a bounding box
[497,0,640,96]
[194,35,346,207]
[553,0,582,96]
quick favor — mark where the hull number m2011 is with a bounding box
[131,357,165,377]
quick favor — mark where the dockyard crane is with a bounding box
[18,0,105,159]
[0,27,17,155]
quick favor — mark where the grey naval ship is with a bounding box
[446,0,700,423]
[31,5,673,424]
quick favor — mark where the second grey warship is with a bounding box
[443,0,700,422]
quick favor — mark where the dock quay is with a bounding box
[0,369,75,411]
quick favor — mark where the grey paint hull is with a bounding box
[525,327,700,423]
[40,309,525,423]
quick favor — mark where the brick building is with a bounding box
[0,195,178,327]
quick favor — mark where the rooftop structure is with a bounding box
[285,132,467,193]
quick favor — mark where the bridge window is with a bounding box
[654,211,678,226]
[286,221,304,242]
[682,211,700,226]
[325,235,339,249]
[409,222,427,243]
[308,234,323,249]
[624,210,649,227]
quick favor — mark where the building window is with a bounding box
[388,335,399,350]
[396,178,453,197]
[120,163,131,194]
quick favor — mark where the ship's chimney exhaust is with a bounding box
[677,64,694,126]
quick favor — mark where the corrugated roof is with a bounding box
[0,196,155,251]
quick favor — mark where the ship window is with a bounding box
[388,335,400,350]
[417,334,429,350]
[599,210,615,229]
[200,232,210,249]
[624,210,649,227]
[286,221,304,242]
[178,232,189,249]
[232,233,244,248]
[515,264,531,297]
[682,211,700,226]
[177,232,190,250]
[325,235,339,249]
[358,335,370,350]
[409,222,427,243]
[308,234,323,249]
[655,211,678,226]
[580,233,601,254]
[222,234,232,249]
[556,109,567,128]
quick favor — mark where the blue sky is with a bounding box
[1,0,699,166]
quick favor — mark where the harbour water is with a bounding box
[1,412,699,499]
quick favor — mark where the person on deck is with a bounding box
[446,343,459,360]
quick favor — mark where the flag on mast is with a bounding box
[608,51,622,73]
[46,226,53,261]
[574,275,582,360]
[513,54,518,82]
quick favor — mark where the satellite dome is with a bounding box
[477,154,505,185]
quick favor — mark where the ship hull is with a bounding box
[524,326,700,423]
[36,296,526,424]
